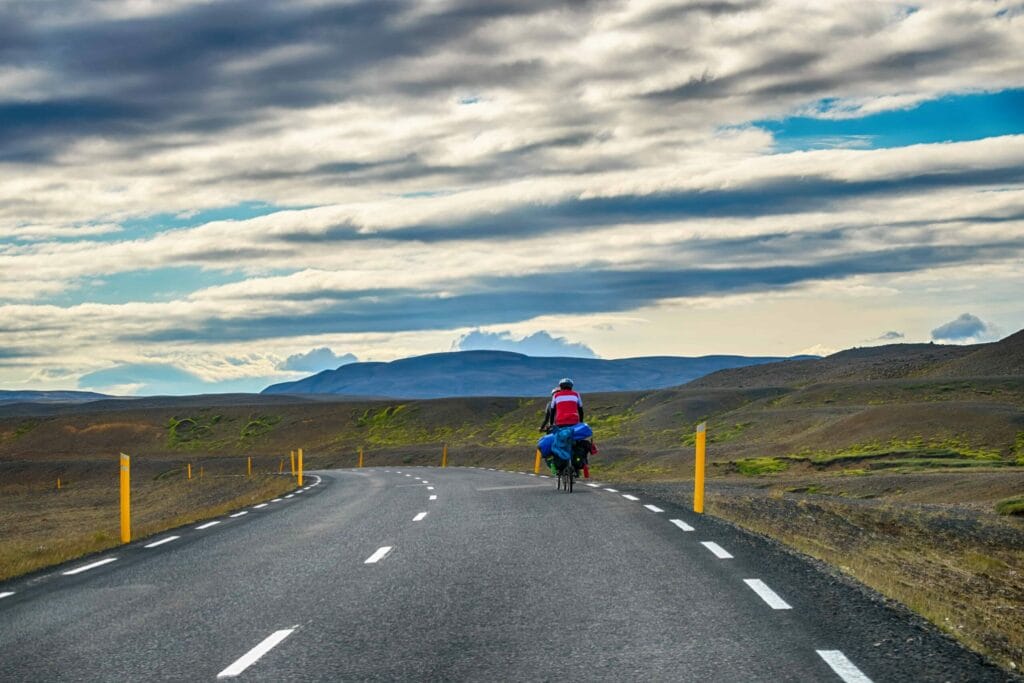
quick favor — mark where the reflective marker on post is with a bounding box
[694,422,706,514]
[119,453,131,543]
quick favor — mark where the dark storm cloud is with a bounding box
[127,240,1024,344]
[0,0,603,159]
[278,162,1024,244]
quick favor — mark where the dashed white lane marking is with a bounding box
[529,473,537,477]
[405,474,412,477]
[145,535,180,548]
[539,475,550,478]
[644,504,664,513]
[271,498,283,503]
[744,579,792,610]
[230,511,249,518]
[413,512,428,522]
[816,650,873,683]
[254,503,268,509]
[622,494,639,501]
[284,494,294,499]
[0,591,15,599]
[670,519,695,532]
[429,495,437,500]
[364,546,393,564]
[586,483,599,488]
[604,488,619,493]
[196,521,222,530]
[427,486,435,490]
[217,628,297,679]
[422,480,429,484]
[701,541,733,559]
[63,557,117,575]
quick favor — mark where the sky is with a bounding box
[1,0,1023,395]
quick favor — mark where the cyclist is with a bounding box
[539,378,586,475]
[550,377,584,427]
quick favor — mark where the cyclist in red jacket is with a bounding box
[548,377,584,427]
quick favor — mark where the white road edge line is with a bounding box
[63,557,117,575]
[144,535,180,548]
[196,521,221,530]
[253,503,268,509]
[670,519,694,532]
[0,591,15,599]
[365,546,393,564]
[816,650,873,683]
[744,579,792,610]
[622,494,639,501]
[427,486,435,490]
[230,511,249,518]
[644,504,664,513]
[413,512,428,522]
[271,498,282,503]
[429,495,437,500]
[586,483,599,488]
[284,494,294,499]
[217,628,297,679]
[604,488,619,493]
[701,541,733,559]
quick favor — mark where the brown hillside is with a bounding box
[688,342,978,388]
[928,328,1024,378]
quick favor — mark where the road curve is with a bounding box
[0,466,1012,682]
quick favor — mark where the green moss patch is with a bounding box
[735,457,790,476]
[994,495,1024,516]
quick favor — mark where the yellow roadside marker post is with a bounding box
[297,448,304,486]
[57,477,62,490]
[694,423,706,514]
[119,453,131,543]
[247,456,252,477]
[290,450,296,475]
[187,462,192,480]
[278,458,284,474]
[534,449,542,474]
[442,444,448,468]
[358,447,364,468]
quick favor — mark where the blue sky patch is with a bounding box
[48,266,243,306]
[100,201,310,242]
[757,89,1024,151]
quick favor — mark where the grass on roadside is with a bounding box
[0,472,294,582]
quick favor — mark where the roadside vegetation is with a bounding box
[0,458,295,582]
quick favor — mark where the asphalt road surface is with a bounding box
[0,466,1014,682]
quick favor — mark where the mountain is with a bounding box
[0,390,112,405]
[690,328,1024,389]
[261,350,810,398]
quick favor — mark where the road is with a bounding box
[0,466,1012,682]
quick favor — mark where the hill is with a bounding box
[927,328,1024,378]
[261,349,808,398]
[0,390,111,405]
[687,343,973,388]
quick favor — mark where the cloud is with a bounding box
[876,331,905,341]
[931,313,991,342]
[1,1,1023,390]
[278,347,357,372]
[77,362,281,395]
[453,330,598,358]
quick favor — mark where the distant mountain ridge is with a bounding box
[689,328,1024,388]
[0,390,111,405]
[261,350,812,398]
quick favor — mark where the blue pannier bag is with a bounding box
[536,422,593,457]
[551,426,575,462]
